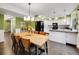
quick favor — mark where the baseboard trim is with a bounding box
[66,43,76,47]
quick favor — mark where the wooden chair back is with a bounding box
[15,36,20,43]
[34,31,39,34]
[39,31,47,35]
[21,38,31,48]
[11,33,17,44]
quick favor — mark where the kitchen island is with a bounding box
[49,29,78,45]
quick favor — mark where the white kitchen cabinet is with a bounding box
[49,31,77,45]
[76,11,79,49]
[48,20,53,25]
[49,31,66,44]
[44,20,53,32]
[66,17,71,25]
[77,32,79,49]
[44,20,49,33]
[66,33,77,45]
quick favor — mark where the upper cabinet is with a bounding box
[52,17,71,25]
[71,11,78,29]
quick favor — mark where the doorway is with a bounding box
[4,20,11,33]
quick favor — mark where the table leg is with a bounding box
[44,44,46,55]
[44,42,48,55]
[35,46,39,55]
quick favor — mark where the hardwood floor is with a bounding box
[0,32,14,55]
[0,32,79,55]
[48,41,79,55]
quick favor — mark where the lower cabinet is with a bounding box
[49,31,77,45]
[66,33,77,45]
[49,31,66,44]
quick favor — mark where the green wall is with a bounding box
[26,21,35,29]
[31,21,35,29]
[15,17,35,30]
[4,20,11,32]
[4,20,8,31]
[16,17,24,28]
[0,14,4,29]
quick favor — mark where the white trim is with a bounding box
[0,30,5,42]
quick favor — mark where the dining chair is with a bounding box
[11,33,19,54]
[39,31,47,35]
[15,36,20,44]
[34,31,39,34]
[28,30,34,33]
[18,38,35,55]
[30,31,34,33]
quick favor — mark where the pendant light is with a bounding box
[24,16,27,21]
[27,3,31,21]
[31,17,35,21]
[63,9,67,22]
[53,10,57,20]
[24,3,31,21]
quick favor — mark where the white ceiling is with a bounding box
[0,3,78,18]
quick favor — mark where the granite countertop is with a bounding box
[49,29,78,33]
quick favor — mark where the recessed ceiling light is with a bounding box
[42,17,44,19]
[55,17,58,20]
[49,18,51,20]
[64,19,66,22]
[38,15,42,18]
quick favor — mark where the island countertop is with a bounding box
[49,29,78,33]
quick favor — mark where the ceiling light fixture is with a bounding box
[55,17,58,20]
[38,15,42,18]
[27,3,31,21]
[31,17,35,21]
[24,3,31,21]
[24,16,27,21]
[63,9,67,23]
[49,18,51,20]
[64,9,67,16]
[53,10,56,20]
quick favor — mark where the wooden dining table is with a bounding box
[15,32,48,54]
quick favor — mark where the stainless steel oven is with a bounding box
[52,23,58,29]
